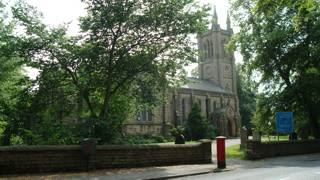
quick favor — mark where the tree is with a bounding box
[11,0,209,141]
[236,64,256,132]
[191,66,199,78]
[230,0,320,138]
[185,103,215,140]
[251,94,275,136]
[0,1,32,145]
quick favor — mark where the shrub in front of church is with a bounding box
[185,104,216,140]
[110,135,173,145]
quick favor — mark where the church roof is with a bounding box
[181,77,231,94]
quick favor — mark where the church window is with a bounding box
[221,39,227,57]
[205,98,210,118]
[203,44,208,60]
[213,101,217,111]
[207,40,211,58]
[220,97,224,108]
[225,83,230,91]
[182,98,186,120]
[137,108,152,122]
[225,65,230,71]
[210,40,213,57]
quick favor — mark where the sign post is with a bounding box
[276,112,294,139]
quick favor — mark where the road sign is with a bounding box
[276,112,293,134]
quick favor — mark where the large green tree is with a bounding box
[10,0,209,141]
[0,1,32,145]
[230,0,320,138]
[236,64,256,132]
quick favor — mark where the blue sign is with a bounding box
[276,112,293,134]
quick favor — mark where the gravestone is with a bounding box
[240,126,248,149]
[253,131,261,141]
[175,134,185,144]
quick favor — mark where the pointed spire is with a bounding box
[211,5,220,31]
[213,5,218,24]
[227,11,231,30]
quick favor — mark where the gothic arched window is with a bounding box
[212,101,217,112]
[137,108,152,122]
[203,44,208,60]
[197,99,202,107]
[182,98,186,120]
[221,39,228,57]
[207,40,211,58]
[205,98,210,118]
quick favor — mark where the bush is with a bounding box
[170,126,185,137]
[110,135,173,145]
[185,103,216,140]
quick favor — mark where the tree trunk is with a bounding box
[2,126,11,146]
[309,109,320,139]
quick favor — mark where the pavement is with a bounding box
[173,153,320,180]
[2,139,240,180]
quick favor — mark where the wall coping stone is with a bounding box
[0,145,81,152]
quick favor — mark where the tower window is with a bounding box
[197,99,202,106]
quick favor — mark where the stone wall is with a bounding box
[0,140,212,175]
[246,139,320,159]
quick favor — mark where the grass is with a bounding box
[261,135,289,142]
[157,141,198,145]
[226,144,246,159]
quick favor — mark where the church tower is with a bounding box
[198,7,236,95]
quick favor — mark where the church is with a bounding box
[124,8,241,137]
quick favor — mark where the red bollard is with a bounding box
[216,136,226,169]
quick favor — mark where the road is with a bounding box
[174,153,320,180]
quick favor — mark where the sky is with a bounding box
[24,0,232,33]
[19,0,241,79]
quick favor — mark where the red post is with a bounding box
[216,136,226,169]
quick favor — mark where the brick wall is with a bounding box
[246,139,320,159]
[0,140,212,175]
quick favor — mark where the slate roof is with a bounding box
[181,77,231,94]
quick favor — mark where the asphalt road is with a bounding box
[174,153,320,180]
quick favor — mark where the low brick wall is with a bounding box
[0,140,212,175]
[246,139,320,159]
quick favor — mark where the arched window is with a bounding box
[207,40,211,58]
[212,101,216,112]
[197,99,201,106]
[222,39,227,57]
[182,98,186,120]
[203,44,207,60]
[137,108,152,122]
[205,98,210,118]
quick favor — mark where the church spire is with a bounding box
[226,11,232,31]
[211,5,220,31]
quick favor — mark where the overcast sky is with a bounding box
[18,0,241,78]
[24,0,232,33]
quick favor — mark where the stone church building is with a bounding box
[124,9,241,137]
